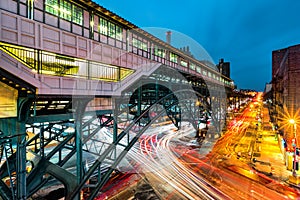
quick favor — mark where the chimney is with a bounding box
[166,31,172,44]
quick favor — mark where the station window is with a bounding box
[116,26,123,40]
[45,0,83,25]
[108,22,115,38]
[189,63,195,70]
[100,18,108,35]
[170,52,178,63]
[154,46,165,58]
[133,38,147,51]
[60,0,71,21]
[99,17,123,41]
[72,5,83,25]
[45,0,58,15]
[180,59,187,67]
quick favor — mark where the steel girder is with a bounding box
[67,89,209,199]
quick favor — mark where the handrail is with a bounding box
[113,63,162,95]
[0,42,134,82]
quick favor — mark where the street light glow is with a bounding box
[277,105,300,132]
[289,119,296,124]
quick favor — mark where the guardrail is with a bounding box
[0,42,134,82]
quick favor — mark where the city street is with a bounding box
[199,95,300,199]
[102,94,300,200]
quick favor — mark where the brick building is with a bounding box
[272,44,300,148]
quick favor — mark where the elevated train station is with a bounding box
[0,0,247,199]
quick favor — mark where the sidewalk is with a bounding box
[251,105,292,182]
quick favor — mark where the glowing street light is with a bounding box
[289,119,296,125]
[289,118,298,177]
[277,106,300,181]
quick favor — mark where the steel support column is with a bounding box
[16,134,26,200]
[73,97,92,199]
[16,95,34,199]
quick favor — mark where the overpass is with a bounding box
[0,0,238,199]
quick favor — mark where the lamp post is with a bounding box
[289,119,297,177]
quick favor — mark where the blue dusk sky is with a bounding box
[95,0,300,91]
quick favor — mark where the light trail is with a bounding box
[127,123,230,200]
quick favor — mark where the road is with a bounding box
[97,94,300,199]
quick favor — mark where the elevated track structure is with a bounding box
[0,0,244,199]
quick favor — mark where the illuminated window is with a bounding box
[72,5,83,25]
[190,63,195,70]
[141,42,147,51]
[180,59,187,67]
[108,22,115,38]
[170,52,178,63]
[133,38,147,51]
[154,47,165,58]
[45,0,83,25]
[100,18,108,35]
[196,66,201,73]
[155,48,166,58]
[99,17,122,40]
[60,0,71,21]
[45,0,58,15]
[132,38,138,48]
[116,26,123,40]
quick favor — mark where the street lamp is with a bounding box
[289,118,298,176]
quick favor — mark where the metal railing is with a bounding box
[0,42,134,82]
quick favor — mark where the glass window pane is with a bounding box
[181,60,187,67]
[190,63,195,70]
[141,41,147,51]
[133,38,148,51]
[72,5,83,25]
[45,0,59,16]
[116,26,123,40]
[108,22,115,38]
[155,47,165,58]
[132,38,138,47]
[100,18,108,35]
[170,52,177,63]
[60,0,71,21]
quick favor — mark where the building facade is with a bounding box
[272,44,300,148]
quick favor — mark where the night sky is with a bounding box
[95,0,300,91]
